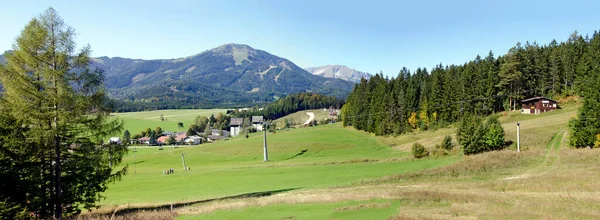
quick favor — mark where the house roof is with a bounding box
[230,118,243,126]
[175,133,188,141]
[252,116,264,123]
[109,137,121,141]
[208,135,227,141]
[162,131,175,136]
[520,96,558,103]
[211,129,230,137]
[157,136,169,143]
[138,137,150,141]
[185,135,201,140]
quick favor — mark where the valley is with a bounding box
[82,102,598,219]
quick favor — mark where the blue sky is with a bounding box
[1,0,599,77]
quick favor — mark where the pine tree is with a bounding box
[123,130,131,144]
[569,31,600,148]
[0,8,127,218]
[497,46,523,111]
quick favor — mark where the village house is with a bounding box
[230,118,243,137]
[109,137,122,145]
[207,135,227,142]
[184,135,202,145]
[175,132,188,144]
[156,136,169,145]
[211,129,230,137]
[520,97,559,114]
[138,137,150,145]
[162,131,175,136]
[252,116,264,131]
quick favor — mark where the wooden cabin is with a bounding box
[520,97,558,114]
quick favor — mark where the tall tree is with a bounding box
[0,8,127,218]
[123,130,131,144]
[569,31,600,148]
[497,46,523,111]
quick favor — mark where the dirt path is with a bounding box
[501,129,565,181]
[303,112,315,125]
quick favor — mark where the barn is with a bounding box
[520,97,558,114]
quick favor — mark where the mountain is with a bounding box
[93,44,355,110]
[304,65,371,83]
[1,45,355,110]
[0,51,8,63]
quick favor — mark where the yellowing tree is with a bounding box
[408,112,418,129]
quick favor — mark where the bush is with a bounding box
[441,135,455,150]
[458,115,506,155]
[430,147,448,158]
[412,143,429,158]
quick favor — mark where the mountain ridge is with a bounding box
[1,45,356,110]
[94,44,355,110]
[305,64,371,83]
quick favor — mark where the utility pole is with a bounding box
[181,152,187,170]
[517,122,521,153]
[263,120,269,162]
[134,145,136,175]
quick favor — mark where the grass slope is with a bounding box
[112,109,226,134]
[272,109,331,127]
[99,124,455,206]
[87,102,599,219]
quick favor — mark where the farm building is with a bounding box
[138,137,150,145]
[184,136,202,145]
[175,132,188,144]
[520,97,558,114]
[252,116,264,131]
[211,129,230,137]
[109,137,122,145]
[230,118,243,137]
[207,135,227,142]
[156,136,169,145]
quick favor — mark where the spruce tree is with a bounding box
[569,31,600,148]
[0,8,127,218]
[123,130,131,144]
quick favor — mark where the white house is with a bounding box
[230,118,243,137]
[109,137,122,145]
[252,116,264,131]
[184,136,202,145]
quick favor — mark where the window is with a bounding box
[542,103,548,107]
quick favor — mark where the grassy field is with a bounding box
[112,109,227,134]
[82,102,600,219]
[272,109,331,127]
[99,124,455,206]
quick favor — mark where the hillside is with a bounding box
[305,64,371,83]
[85,102,600,219]
[92,44,355,110]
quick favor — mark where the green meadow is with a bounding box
[86,102,600,219]
[112,109,227,134]
[101,124,456,205]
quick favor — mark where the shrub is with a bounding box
[441,135,454,150]
[430,147,448,158]
[412,143,429,158]
[458,115,506,155]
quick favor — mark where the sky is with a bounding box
[1,0,599,77]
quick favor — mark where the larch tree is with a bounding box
[0,8,127,218]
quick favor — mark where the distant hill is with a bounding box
[92,44,355,110]
[1,45,356,110]
[305,65,371,83]
[0,51,8,63]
